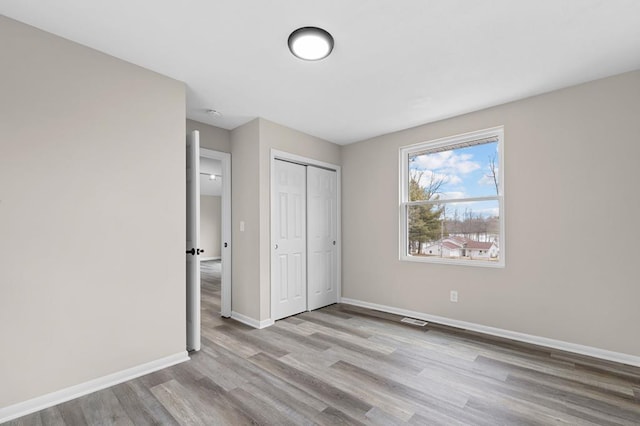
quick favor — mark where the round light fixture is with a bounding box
[288,27,334,61]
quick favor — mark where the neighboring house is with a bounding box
[422,236,499,259]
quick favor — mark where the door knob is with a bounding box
[197,248,204,255]
[275,244,279,249]
[186,248,195,255]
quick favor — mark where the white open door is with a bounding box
[272,160,307,321]
[186,130,201,351]
[307,166,338,310]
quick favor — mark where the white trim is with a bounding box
[231,311,274,329]
[200,148,231,318]
[199,256,221,261]
[271,149,339,171]
[340,298,640,368]
[336,166,342,316]
[399,126,505,268]
[406,195,499,206]
[401,255,503,268]
[270,149,342,321]
[400,126,505,153]
[0,351,189,424]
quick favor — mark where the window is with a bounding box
[399,127,504,267]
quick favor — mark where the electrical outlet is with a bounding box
[450,290,458,303]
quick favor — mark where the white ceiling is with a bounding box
[2,1,640,144]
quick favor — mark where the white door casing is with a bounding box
[186,130,201,351]
[307,166,338,311]
[272,160,307,321]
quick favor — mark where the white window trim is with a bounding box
[399,126,505,268]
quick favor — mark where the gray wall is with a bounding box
[341,70,640,357]
[200,195,222,259]
[230,119,261,319]
[187,119,231,153]
[0,17,186,407]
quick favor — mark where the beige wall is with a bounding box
[229,118,341,321]
[200,195,222,259]
[342,70,640,357]
[230,119,261,319]
[187,119,231,153]
[0,17,186,408]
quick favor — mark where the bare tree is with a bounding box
[487,154,499,195]
[408,170,446,253]
[409,170,446,201]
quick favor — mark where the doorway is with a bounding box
[199,147,231,319]
[270,150,341,322]
[186,130,231,352]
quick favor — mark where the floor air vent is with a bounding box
[401,317,428,326]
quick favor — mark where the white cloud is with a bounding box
[413,151,481,176]
[447,175,462,185]
[416,170,461,188]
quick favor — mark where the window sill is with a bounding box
[400,255,505,268]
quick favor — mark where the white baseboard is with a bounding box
[231,311,274,329]
[0,351,189,424]
[199,256,220,261]
[340,298,640,368]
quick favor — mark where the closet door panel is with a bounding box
[272,160,307,320]
[307,166,338,311]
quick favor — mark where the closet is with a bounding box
[271,159,338,321]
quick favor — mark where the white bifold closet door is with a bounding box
[272,160,338,321]
[307,166,338,311]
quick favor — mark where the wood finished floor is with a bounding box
[8,260,640,425]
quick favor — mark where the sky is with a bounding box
[409,141,500,218]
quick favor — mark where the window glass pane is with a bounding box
[408,141,499,201]
[408,200,500,263]
[407,204,444,254]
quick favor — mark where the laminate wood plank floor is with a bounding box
[7,260,640,425]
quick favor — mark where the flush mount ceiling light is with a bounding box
[200,172,220,180]
[288,27,334,61]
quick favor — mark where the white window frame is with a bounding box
[399,126,505,268]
